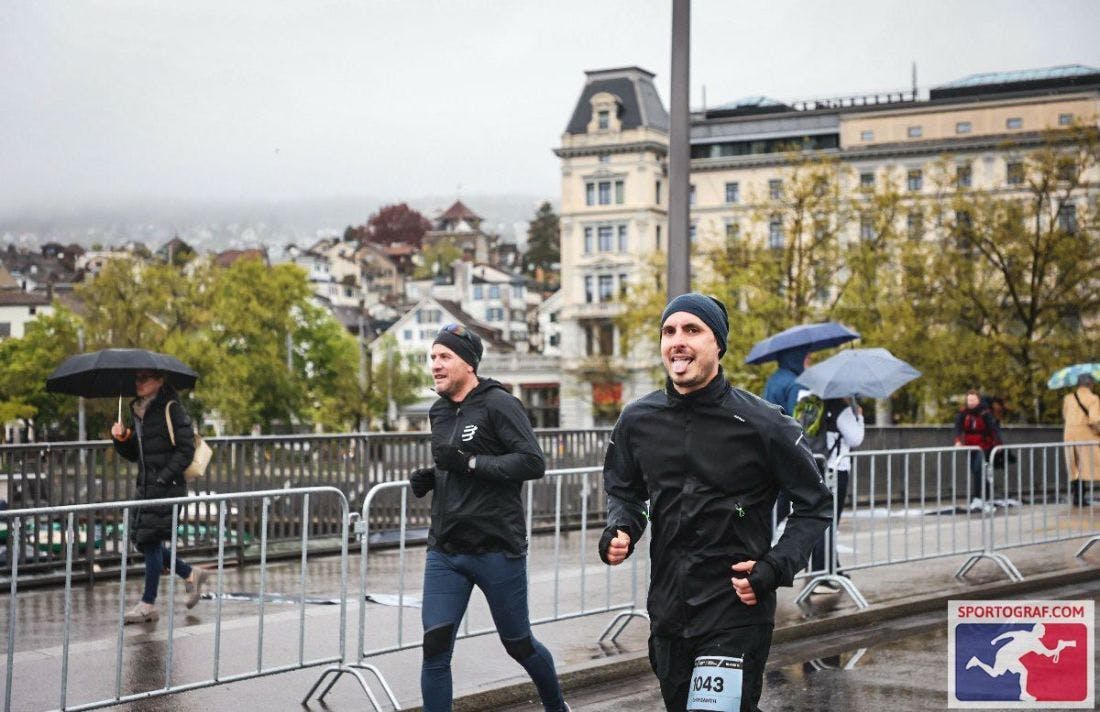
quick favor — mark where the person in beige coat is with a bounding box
[1063,373,1100,506]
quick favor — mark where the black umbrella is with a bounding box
[46,349,198,399]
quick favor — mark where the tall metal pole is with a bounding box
[77,327,86,442]
[667,0,691,299]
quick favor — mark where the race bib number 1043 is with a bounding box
[687,655,743,712]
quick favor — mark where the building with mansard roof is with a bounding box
[555,64,1100,427]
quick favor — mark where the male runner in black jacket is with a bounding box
[599,293,831,712]
[408,322,569,712]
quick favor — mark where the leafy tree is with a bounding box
[365,203,432,248]
[0,308,81,441]
[365,335,431,429]
[523,202,561,287]
[414,240,463,279]
[926,125,1100,422]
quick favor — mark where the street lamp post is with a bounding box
[667,0,691,299]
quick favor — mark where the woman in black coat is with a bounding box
[110,369,208,624]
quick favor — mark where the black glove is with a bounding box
[746,559,780,600]
[434,444,471,474]
[598,525,636,564]
[409,467,435,498]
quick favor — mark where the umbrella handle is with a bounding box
[118,396,122,424]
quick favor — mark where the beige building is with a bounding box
[556,64,1100,427]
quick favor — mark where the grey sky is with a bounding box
[3,0,1099,216]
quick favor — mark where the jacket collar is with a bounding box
[665,367,730,406]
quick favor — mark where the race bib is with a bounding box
[687,655,743,712]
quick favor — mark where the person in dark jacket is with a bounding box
[599,293,831,712]
[762,345,812,530]
[408,323,569,712]
[110,370,208,624]
[953,389,1003,510]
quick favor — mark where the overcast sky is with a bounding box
[3,0,1099,217]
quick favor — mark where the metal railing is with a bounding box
[1,487,350,712]
[303,466,649,711]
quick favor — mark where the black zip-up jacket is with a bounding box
[601,369,831,637]
[112,387,195,545]
[427,378,545,556]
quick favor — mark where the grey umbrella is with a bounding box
[795,348,920,399]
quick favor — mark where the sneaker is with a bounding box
[811,580,841,595]
[123,601,159,624]
[969,497,984,511]
[185,568,209,609]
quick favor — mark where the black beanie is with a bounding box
[660,293,730,357]
[433,324,484,371]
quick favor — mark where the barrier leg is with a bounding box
[596,609,650,644]
[1075,536,1100,559]
[302,662,399,711]
[954,552,1024,582]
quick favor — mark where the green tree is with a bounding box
[414,240,463,279]
[365,335,431,429]
[926,125,1100,422]
[523,201,561,288]
[0,308,81,440]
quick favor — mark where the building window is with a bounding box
[403,329,413,340]
[860,214,875,241]
[955,121,972,134]
[655,180,662,205]
[583,227,593,254]
[486,307,504,321]
[907,210,924,241]
[1006,117,1023,130]
[619,273,629,298]
[1058,204,1078,234]
[585,183,595,206]
[689,223,697,244]
[859,172,874,188]
[489,285,500,299]
[598,181,611,205]
[956,163,972,188]
[0,323,9,338]
[1006,161,1025,185]
[1059,113,1073,126]
[513,285,524,299]
[597,110,609,130]
[860,130,873,142]
[907,126,922,138]
[725,221,739,242]
[598,153,611,163]
[598,274,614,302]
[724,182,740,204]
[614,180,624,204]
[598,226,613,252]
[584,276,594,303]
[907,169,923,192]
[768,215,784,249]
[768,179,782,200]
[689,184,696,205]
[549,333,560,347]
[617,224,627,252]
[655,225,662,251]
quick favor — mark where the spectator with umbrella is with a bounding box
[46,349,209,624]
[1055,366,1100,506]
[748,322,859,530]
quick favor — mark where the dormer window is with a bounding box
[597,111,609,130]
[588,92,623,133]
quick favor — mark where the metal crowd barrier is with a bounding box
[956,440,1100,581]
[1,487,350,712]
[303,466,649,711]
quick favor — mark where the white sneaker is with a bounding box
[123,601,159,624]
[969,497,984,511]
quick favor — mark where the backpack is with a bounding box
[793,395,842,461]
[164,400,213,482]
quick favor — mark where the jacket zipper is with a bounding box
[435,405,463,540]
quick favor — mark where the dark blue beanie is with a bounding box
[660,293,729,357]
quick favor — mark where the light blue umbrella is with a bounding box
[744,322,860,365]
[796,348,920,399]
[1047,363,1100,390]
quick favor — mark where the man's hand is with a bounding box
[434,444,470,474]
[731,559,779,607]
[409,467,435,498]
[731,560,758,605]
[605,529,631,565]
